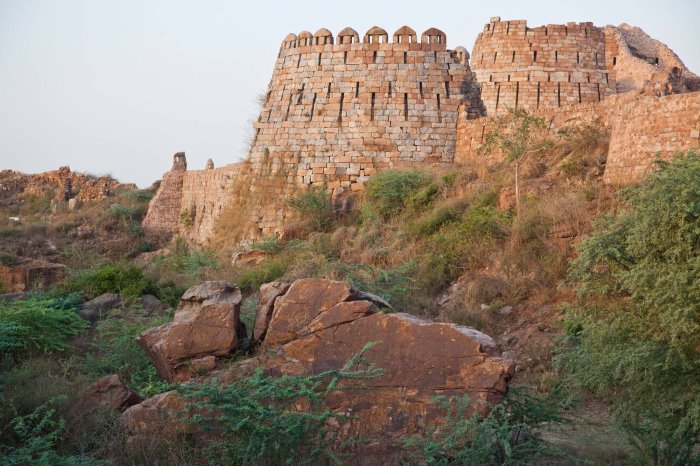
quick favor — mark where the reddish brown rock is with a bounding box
[137,281,245,382]
[262,278,354,346]
[251,281,289,346]
[125,279,513,462]
[88,375,142,411]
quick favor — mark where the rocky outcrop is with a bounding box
[0,166,134,207]
[0,256,66,293]
[137,281,246,382]
[124,278,513,462]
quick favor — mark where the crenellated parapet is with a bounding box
[278,26,453,56]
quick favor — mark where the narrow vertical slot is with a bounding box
[515,82,519,108]
[512,51,516,62]
[297,84,304,104]
[419,82,423,99]
[317,53,322,66]
[557,83,561,107]
[536,82,540,108]
[436,94,442,123]
[285,94,293,120]
[296,54,301,68]
[403,93,408,120]
[373,51,377,63]
[355,82,359,98]
[578,83,582,103]
[309,93,316,120]
[597,83,601,102]
[338,92,344,122]
[403,51,407,64]
[370,92,375,121]
[444,81,450,97]
[495,84,501,111]
[326,83,331,98]
[344,51,347,64]
[388,82,392,97]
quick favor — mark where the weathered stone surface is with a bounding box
[124,279,513,462]
[88,375,142,411]
[251,281,289,346]
[263,278,354,346]
[78,293,121,324]
[0,257,66,293]
[137,281,245,382]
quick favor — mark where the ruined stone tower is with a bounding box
[248,26,474,193]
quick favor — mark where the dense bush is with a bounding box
[0,398,102,466]
[403,389,567,465]
[81,317,171,397]
[285,188,334,232]
[0,294,86,356]
[362,169,431,220]
[64,263,152,301]
[557,152,700,464]
[179,342,383,465]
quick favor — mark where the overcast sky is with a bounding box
[1,0,698,187]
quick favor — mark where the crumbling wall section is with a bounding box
[454,91,700,185]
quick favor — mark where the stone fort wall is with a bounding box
[143,18,699,245]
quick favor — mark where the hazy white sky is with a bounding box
[1,0,698,187]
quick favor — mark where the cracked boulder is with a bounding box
[125,278,513,463]
[137,281,245,382]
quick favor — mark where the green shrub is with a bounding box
[154,281,187,308]
[120,189,153,204]
[411,201,466,236]
[0,228,21,238]
[64,263,151,301]
[0,294,86,355]
[179,342,383,465]
[235,259,289,293]
[0,398,103,466]
[286,188,334,232]
[402,389,569,465]
[106,203,134,220]
[81,317,171,397]
[0,253,18,266]
[363,169,431,220]
[557,152,700,464]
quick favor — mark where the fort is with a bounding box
[143,18,700,245]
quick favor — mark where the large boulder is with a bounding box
[78,293,121,324]
[137,281,245,382]
[125,278,513,463]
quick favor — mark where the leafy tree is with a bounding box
[557,152,700,465]
[479,108,553,215]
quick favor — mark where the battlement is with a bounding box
[278,26,453,56]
